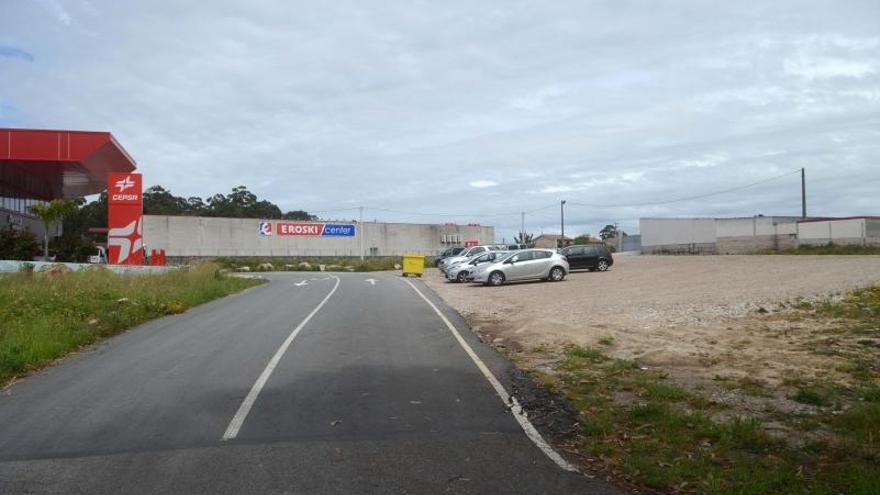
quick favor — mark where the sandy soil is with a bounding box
[424,255,880,412]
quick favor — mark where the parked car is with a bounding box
[435,246,466,267]
[470,249,569,286]
[445,250,509,282]
[559,244,614,271]
[439,245,506,272]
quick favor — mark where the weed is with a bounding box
[793,388,828,406]
[598,336,614,346]
[565,345,607,363]
[761,243,880,255]
[642,382,690,402]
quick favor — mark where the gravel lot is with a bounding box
[424,255,880,390]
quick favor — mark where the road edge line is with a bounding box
[402,278,578,473]
[221,275,341,441]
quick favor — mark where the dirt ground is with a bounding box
[424,255,880,423]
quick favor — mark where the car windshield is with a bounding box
[495,251,518,263]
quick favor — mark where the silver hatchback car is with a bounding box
[445,250,510,283]
[470,249,569,286]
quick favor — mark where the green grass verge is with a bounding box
[536,345,880,494]
[760,243,880,255]
[213,256,436,272]
[0,263,264,385]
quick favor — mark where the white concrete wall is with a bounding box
[143,215,495,257]
[714,217,800,237]
[640,218,717,247]
[797,218,867,245]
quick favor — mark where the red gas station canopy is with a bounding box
[0,128,137,200]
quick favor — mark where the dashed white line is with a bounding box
[221,275,341,441]
[402,278,578,472]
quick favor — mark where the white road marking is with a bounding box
[294,280,308,287]
[402,278,578,473]
[221,275,341,441]
[365,278,377,285]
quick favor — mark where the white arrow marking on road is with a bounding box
[294,280,308,287]
[365,278,377,285]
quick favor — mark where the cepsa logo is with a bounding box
[108,174,142,203]
[258,222,272,236]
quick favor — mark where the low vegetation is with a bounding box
[761,243,880,255]
[525,286,880,494]
[535,345,879,494]
[214,256,434,272]
[0,263,263,385]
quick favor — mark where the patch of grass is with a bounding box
[642,382,691,402]
[762,243,880,255]
[536,343,880,494]
[792,388,829,407]
[794,300,814,310]
[816,287,880,321]
[0,263,263,385]
[860,388,880,402]
[597,336,614,346]
[564,345,607,363]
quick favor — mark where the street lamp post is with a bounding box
[560,200,566,247]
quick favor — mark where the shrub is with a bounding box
[0,228,41,260]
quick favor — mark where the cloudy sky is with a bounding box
[1,1,878,240]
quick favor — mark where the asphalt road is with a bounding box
[0,272,619,494]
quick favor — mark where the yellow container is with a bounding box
[402,253,425,277]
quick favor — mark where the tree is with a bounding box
[28,199,77,259]
[573,234,595,245]
[514,232,534,245]
[143,185,193,215]
[283,210,316,221]
[599,224,626,240]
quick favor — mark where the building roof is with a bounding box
[0,128,137,200]
[535,233,572,241]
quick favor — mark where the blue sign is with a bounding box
[321,224,356,237]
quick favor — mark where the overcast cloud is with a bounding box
[1,0,878,240]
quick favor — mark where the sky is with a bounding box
[1,0,879,241]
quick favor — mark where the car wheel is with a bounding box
[597,259,609,271]
[549,266,565,281]
[488,271,505,286]
[456,271,468,283]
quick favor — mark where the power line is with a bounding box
[567,169,802,209]
[306,168,803,220]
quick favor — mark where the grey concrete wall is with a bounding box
[143,215,495,257]
[716,234,796,254]
[641,242,716,255]
[640,216,804,254]
[640,218,717,248]
[797,218,870,246]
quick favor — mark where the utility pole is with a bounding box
[359,206,364,260]
[520,211,525,245]
[560,200,566,247]
[801,168,807,218]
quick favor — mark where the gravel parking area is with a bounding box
[424,255,880,390]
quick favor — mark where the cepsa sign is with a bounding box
[108,173,142,204]
[272,222,356,237]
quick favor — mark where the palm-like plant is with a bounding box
[27,199,77,259]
